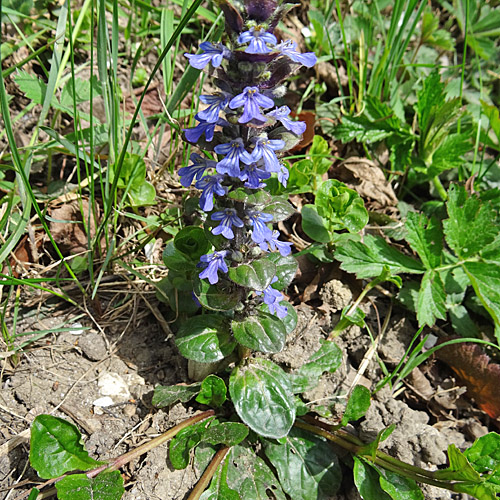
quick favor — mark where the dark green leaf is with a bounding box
[229,188,271,205]
[342,385,371,425]
[162,242,197,271]
[266,253,298,290]
[443,184,500,259]
[152,382,202,408]
[463,431,500,488]
[55,471,124,500]
[378,468,424,499]
[417,71,445,140]
[226,445,286,500]
[301,205,331,243]
[203,422,249,447]
[200,454,240,500]
[229,359,295,438]
[196,375,227,407]
[175,315,236,363]
[30,415,103,479]
[228,259,276,291]
[335,234,424,278]
[291,340,343,393]
[264,426,342,500]
[193,278,242,311]
[417,270,447,327]
[428,133,471,176]
[169,418,214,470]
[174,226,212,260]
[433,444,481,482]
[333,114,394,144]
[353,457,392,500]
[232,311,287,353]
[266,197,295,222]
[463,261,500,331]
[404,212,443,269]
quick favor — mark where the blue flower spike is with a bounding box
[247,210,274,244]
[215,138,254,177]
[267,106,307,135]
[211,208,244,239]
[178,153,216,187]
[229,87,274,124]
[250,136,285,172]
[238,26,277,54]
[276,40,317,68]
[185,41,230,69]
[198,250,230,284]
[195,174,227,211]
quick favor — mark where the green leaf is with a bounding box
[433,444,481,482]
[342,385,371,425]
[203,421,249,447]
[309,135,333,175]
[301,205,331,243]
[291,340,343,393]
[174,226,212,260]
[175,315,236,363]
[228,259,276,291]
[417,270,447,327]
[229,359,295,438]
[266,197,295,222]
[264,427,342,500]
[266,253,298,290]
[417,71,445,140]
[200,454,240,500]
[428,133,471,176]
[404,212,443,269]
[335,234,424,278]
[169,418,215,470]
[226,445,286,500]
[316,179,368,233]
[196,375,227,407]
[193,278,242,311]
[333,114,394,144]
[353,457,392,500]
[378,468,424,500]
[55,471,124,500]
[229,188,271,205]
[482,101,500,144]
[162,242,197,271]
[232,311,287,353]
[463,432,500,488]
[463,261,500,332]
[443,184,500,259]
[129,180,156,207]
[30,415,104,479]
[152,382,202,408]
[27,488,40,500]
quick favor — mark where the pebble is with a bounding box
[97,372,130,402]
[79,332,108,361]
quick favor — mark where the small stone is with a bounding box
[93,396,114,407]
[123,404,136,417]
[79,332,108,361]
[98,373,130,402]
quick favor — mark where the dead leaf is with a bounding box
[290,111,316,152]
[436,340,500,420]
[336,157,398,208]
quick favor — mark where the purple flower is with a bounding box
[256,277,288,318]
[195,174,227,211]
[184,118,217,143]
[185,42,230,69]
[267,106,307,135]
[229,87,274,124]
[250,136,285,172]
[259,230,293,256]
[247,210,273,243]
[239,163,271,189]
[178,153,216,187]
[215,138,254,177]
[211,208,244,239]
[238,27,277,54]
[198,250,229,284]
[197,93,232,123]
[278,164,289,188]
[277,40,317,68]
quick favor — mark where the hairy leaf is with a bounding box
[405,212,443,269]
[417,270,447,327]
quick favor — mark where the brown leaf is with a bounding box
[290,111,316,152]
[436,340,500,420]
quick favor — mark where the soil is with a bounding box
[0,277,492,500]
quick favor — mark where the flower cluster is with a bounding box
[181,1,316,317]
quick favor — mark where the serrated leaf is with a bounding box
[266,253,298,290]
[228,259,276,291]
[353,457,392,500]
[404,212,443,269]
[55,471,124,500]
[153,382,202,408]
[333,114,394,144]
[193,278,242,311]
[226,445,286,500]
[342,385,371,425]
[335,234,424,279]
[264,427,342,500]
[30,415,104,479]
[417,270,447,327]
[463,261,500,332]
[443,184,500,259]
[169,418,214,470]
[428,133,471,176]
[195,375,227,407]
[232,311,287,353]
[291,340,343,393]
[230,359,295,438]
[175,315,236,363]
[417,71,445,139]
[378,468,424,500]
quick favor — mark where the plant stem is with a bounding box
[432,176,448,201]
[187,447,230,500]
